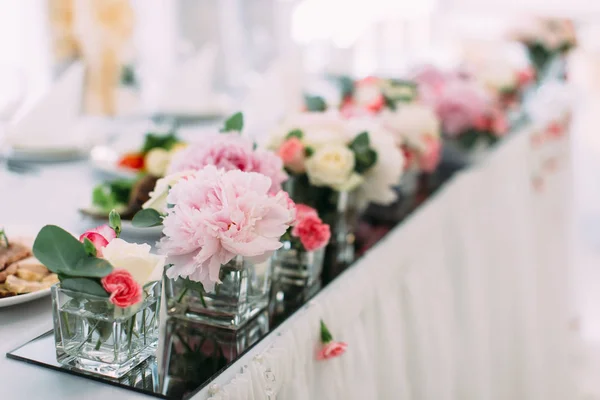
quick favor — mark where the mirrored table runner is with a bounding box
[5,147,466,399]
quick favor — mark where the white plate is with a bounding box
[0,225,52,308]
[3,144,89,162]
[0,287,51,308]
[89,145,138,179]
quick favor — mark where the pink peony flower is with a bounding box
[316,342,348,360]
[411,64,447,100]
[79,224,116,257]
[101,269,143,308]
[168,134,287,193]
[434,80,491,137]
[418,136,442,173]
[292,214,331,251]
[278,137,306,173]
[159,166,295,292]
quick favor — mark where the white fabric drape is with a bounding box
[199,123,574,400]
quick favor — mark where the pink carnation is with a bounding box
[278,137,306,173]
[292,214,331,252]
[79,224,116,257]
[418,136,442,173]
[159,166,295,292]
[294,204,318,222]
[316,342,348,360]
[101,269,142,308]
[168,134,287,193]
[434,80,491,137]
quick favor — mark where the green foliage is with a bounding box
[91,180,133,213]
[349,132,378,174]
[141,132,179,154]
[320,320,333,343]
[82,238,97,257]
[131,208,164,227]
[108,209,122,237]
[61,277,108,297]
[304,95,327,112]
[286,129,303,140]
[220,112,244,133]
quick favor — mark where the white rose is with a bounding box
[354,80,383,107]
[477,64,518,93]
[381,103,440,151]
[143,170,194,214]
[103,238,166,286]
[305,144,361,191]
[269,111,350,150]
[144,148,171,177]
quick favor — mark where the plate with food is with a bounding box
[79,175,163,236]
[0,227,59,307]
[90,131,186,180]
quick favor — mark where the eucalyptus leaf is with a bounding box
[61,278,109,298]
[33,225,87,275]
[75,257,114,278]
[354,149,378,174]
[220,112,244,132]
[349,131,370,151]
[304,146,314,157]
[132,208,164,227]
[286,129,303,140]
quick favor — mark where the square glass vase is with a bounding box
[272,241,325,289]
[51,281,161,379]
[164,256,272,330]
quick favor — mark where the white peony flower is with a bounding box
[103,238,166,287]
[142,170,194,214]
[305,144,362,191]
[381,103,440,152]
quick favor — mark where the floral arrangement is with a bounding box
[473,63,536,109]
[133,112,288,228]
[511,18,577,75]
[158,166,296,292]
[281,204,331,252]
[32,211,164,308]
[316,320,347,360]
[271,111,404,207]
[413,65,509,150]
[117,131,186,178]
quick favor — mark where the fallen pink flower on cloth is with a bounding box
[316,320,347,361]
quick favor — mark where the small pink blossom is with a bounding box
[418,137,442,173]
[278,137,306,173]
[159,166,295,292]
[316,342,348,360]
[101,269,142,308]
[292,214,331,251]
[168,134,287,193]
[434,80,491,137]
[517,68,536,87]
[294,204,318,222]
[79,224,116,257]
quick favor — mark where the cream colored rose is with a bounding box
[269,111,350,150]
[382,103,440,151]
[143,170,194,214]
[478,64,517,93]
[305,144,362,191]
[102,238,165,286]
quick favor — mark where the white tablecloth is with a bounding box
[201,124,574,400]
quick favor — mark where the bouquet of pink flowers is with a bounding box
[281,204,331,252]
[158,166,296,292]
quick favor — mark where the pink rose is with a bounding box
[168,134,287,193]
[278,137,306,173]
[316,341,348,360]
[435,80,490,137]
[517,68,536,87]
[101,269,143,308]
[546,122,565,138]
[354,77,386,113]
[160,166,295,292]
[79,224,116,257]
[292,214,331,252]
[418,137,442,173]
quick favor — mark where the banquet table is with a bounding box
[0,116,574,399]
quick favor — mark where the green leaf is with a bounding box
[74,257,114,278]
[304,146,314,157]
[286,129,303,140]
[141,132,179,154]
[109,180,134,204]
[132,208,163,227]
[33,226,87,275]
[120,65,137,87]
[304,95,327,112]
[320,320,333,343]
[109,210,122,237]
[0,228,9,247]
[354,148,378,174]
[220,112,244,133]
[383,95,397,111]
[82,238,97,257]
[337,76,355,99]
[349,131,370,151]
[92,185,117,212]
[61,278,108,298]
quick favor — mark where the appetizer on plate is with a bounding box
[116,131,186,178]
[0,229,58,297]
